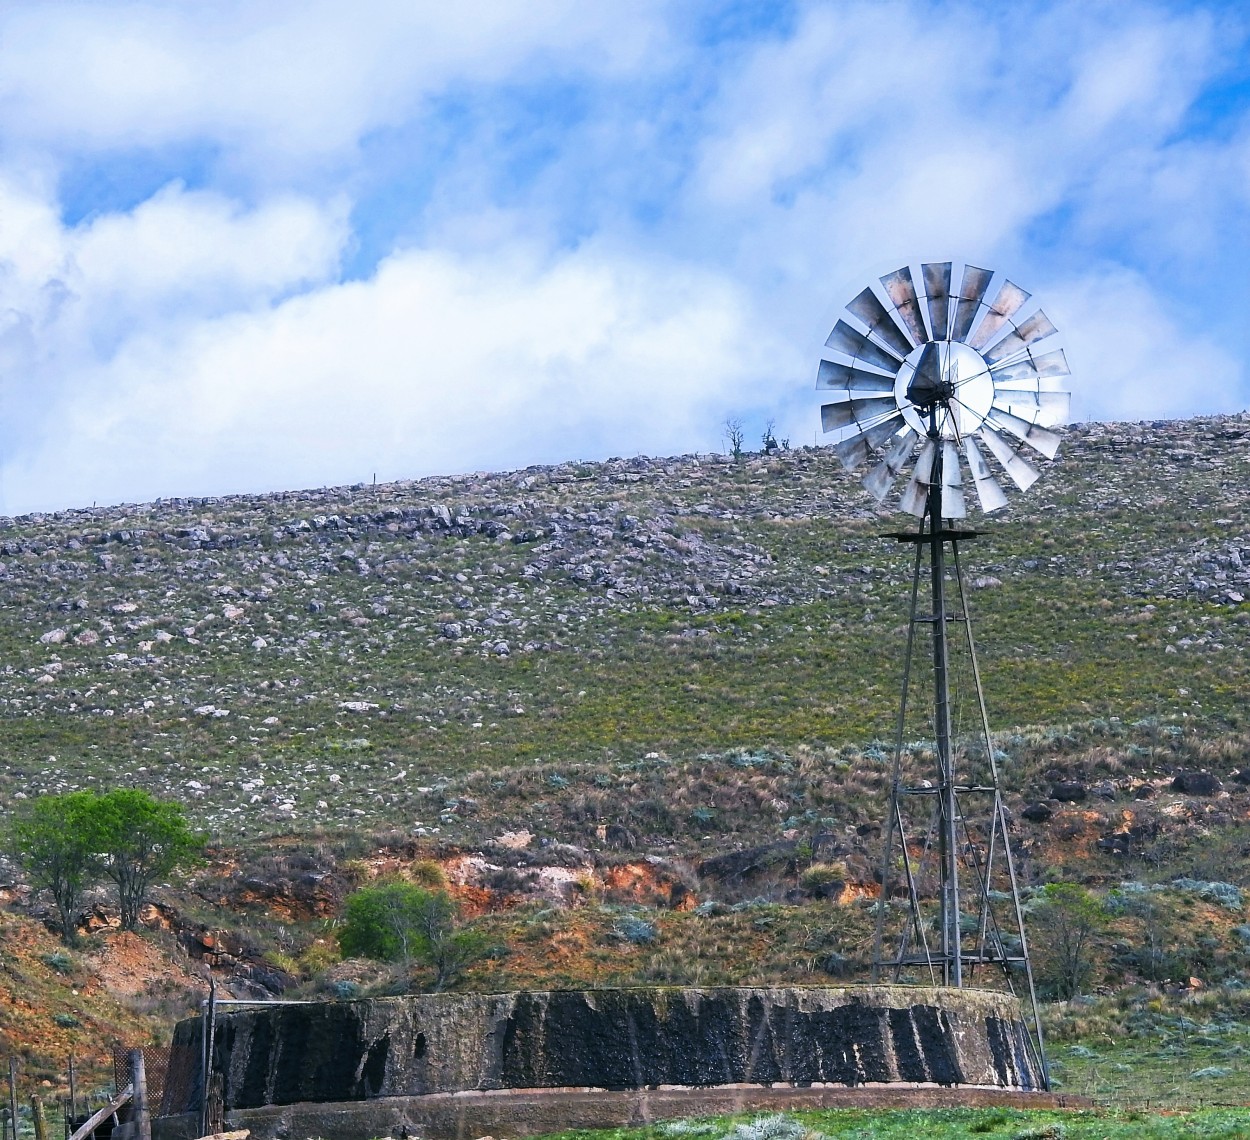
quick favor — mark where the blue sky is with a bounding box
[0,0,1246,511]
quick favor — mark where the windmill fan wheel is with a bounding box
[818,261,1071,517]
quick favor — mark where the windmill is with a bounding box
[816,261,1069,1088]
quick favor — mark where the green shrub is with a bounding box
[339,881,453,962]
[799,862,847,892]
[1030,882,1109,1001]
[409,859,447,888]
[1171,878,1243,910]
[614,915,658,944]
[338,880,489,989]
[8,789,204,939]
[1012,1127,1066,1140]
[42,951,74,974]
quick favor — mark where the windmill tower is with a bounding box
[816,262,1070,1088]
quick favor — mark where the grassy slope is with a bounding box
[3,417,1250,1116]
[547,1107,1250,1139]
[0,912,203,1089]
[0,418,1246,840]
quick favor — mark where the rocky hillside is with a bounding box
[4,413,1250,1096]
[0,414,1246,839]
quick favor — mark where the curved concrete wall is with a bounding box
[171,985,1043,1113]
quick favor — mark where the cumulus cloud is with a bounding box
[1048,267,1242,423]
[0,243,780,510]
[0,1,669,169]
[0,0,1244,511]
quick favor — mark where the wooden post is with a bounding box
[29,1097,44,1140]
[8,1057,19,1140]
[127,1052,149,1140]
[67,1057,76,1124]
[198,1002,207,1140]
[200,972,217,1137]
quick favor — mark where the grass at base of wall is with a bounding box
[546,1106,1250,1140]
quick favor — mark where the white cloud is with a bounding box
[0,0,1243,512]
[0,1,670,169]
[0,178,349,471]
[70,185,348,316]
[1049,267,1242,423]
[672,1,1247,441]
[0,243,781,511]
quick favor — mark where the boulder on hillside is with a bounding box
[1172,770,1223,796]
[1021,802,1054,823]
[698,840,797,884]
[1050,781,1087,803]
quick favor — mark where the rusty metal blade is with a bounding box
[922,262,952,341]
[990,348,1069,383]
[900,438,937,516]
[942,482,967,518]
[965,436,1009,512]
[817,358,896,393]
[846,286,915,358]
[952,264,993,342]
[987,407,1061,459]
[941,440,962,487]
[880,266,929,346]
[825,319,904,374]
[995,390,1071,427]
[979,425,1040,491]
[968,280,1031,350]
[863,427,918,500]
[984,310,1058,364]
[821,395,898,433]
[940,439,966,518]
[835,415,904,471]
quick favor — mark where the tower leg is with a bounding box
[870,434,1049,1087]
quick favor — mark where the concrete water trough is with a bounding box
[158,986,1063,1140]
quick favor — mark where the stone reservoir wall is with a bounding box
[169,985,1042,1115]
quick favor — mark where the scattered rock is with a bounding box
[1172,770,1223,796]
[1050,781,1087,803]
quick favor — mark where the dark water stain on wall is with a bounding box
[170,985,1043,1112]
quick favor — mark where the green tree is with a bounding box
[7,792,100,944]
[89,789,205,930]
[1030,882,1109,1000]
[338,881,489,990]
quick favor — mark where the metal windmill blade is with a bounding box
[815,260,1071,517]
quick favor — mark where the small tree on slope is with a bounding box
[89,789,205,930]
[8,791,99,945]
[338,880,489,990]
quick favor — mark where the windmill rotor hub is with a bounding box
[899,341,993,437]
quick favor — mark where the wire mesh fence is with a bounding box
[111,1044,199,1119]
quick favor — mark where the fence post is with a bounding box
[203,977,218,1137]
[128,1052,149,1140]
[29,1097,44,1140]
[67,1056,76,1124]
[8,1058,18,1140]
